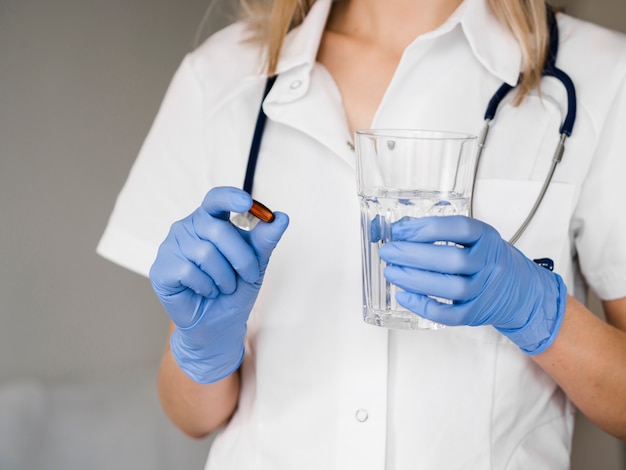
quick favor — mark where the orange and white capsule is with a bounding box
[249,199,275,223]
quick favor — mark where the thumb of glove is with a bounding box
[242,211,290,276]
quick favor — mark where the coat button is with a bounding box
[290,80,303,89]
[355,408,369,423]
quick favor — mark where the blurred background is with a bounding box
[0,0,624,468]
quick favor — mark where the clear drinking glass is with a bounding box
[355,129,477,330]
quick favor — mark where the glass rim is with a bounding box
[355,129,477,141]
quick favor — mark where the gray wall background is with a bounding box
[0,0,624,468]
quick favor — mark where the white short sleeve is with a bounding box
[97,55,210,277]
[574,74,626,300]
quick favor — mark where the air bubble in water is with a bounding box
[428,200,457,216]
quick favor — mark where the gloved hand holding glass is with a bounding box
[149,186,289,383]
[355,129,566,353]
[379,215,567,354]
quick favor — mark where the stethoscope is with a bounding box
[473,7,576,245]
[241,6,576,251]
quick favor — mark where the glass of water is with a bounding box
[355,129,477,330]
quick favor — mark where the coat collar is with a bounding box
[461,0,522,86]
[268,0,522,88]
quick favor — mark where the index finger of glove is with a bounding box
[201,186,253,221]
[390,215,491,246]
[380,241,483,275]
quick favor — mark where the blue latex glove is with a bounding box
[149,186,289,383]
[379,216,567,354]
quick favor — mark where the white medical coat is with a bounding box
[97,0,626,468]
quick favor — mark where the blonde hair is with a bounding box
[487,0,549,104]
[238,0,315,74]
[239,0,550,104]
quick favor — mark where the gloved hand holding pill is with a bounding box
[149,186,289,383]
[379,215,567,354]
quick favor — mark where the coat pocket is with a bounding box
[472,178,576,271]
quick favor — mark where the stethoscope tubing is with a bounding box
[469,6,575,244]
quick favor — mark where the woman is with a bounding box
[98,0,626,468]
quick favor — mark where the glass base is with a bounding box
[364,308,445,330]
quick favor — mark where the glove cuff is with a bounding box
[497,273,567,355]
[170,331,245,384]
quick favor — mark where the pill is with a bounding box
[249,199,275,223]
